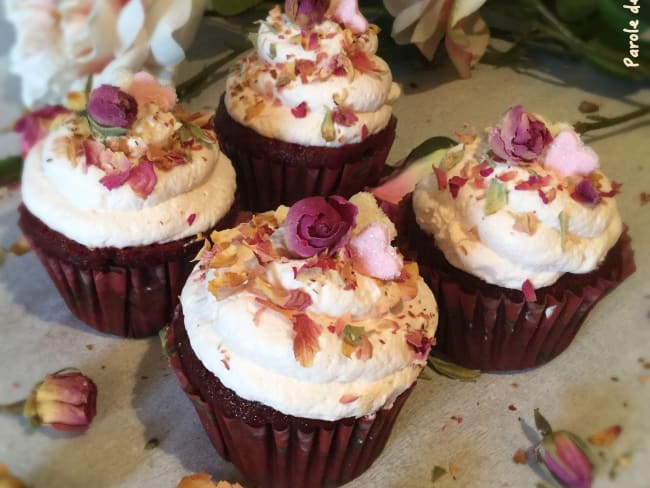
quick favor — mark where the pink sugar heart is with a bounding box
[544,130,599,177]
[349,222,403,280]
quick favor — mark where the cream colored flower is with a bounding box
[383,0,489,77]
[5,0,207,108]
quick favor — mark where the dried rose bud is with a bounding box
[22,369,98,431]
[284,195,358,257]
[489,105,552,163]
[285,0,329,29]
[87,84,138,129]
[13,105,71,158]
[536,431,594,488]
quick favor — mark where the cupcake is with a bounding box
[164,192,437,488]
[406,106,634,371]
[214,1,400,212]
[17,72,238,338]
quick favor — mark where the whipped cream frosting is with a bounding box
[181,194,437,420]
[224,7,400,147]
[22,110,236,248]
[413,125,623,289]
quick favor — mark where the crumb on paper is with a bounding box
[85,344,94,350]
[449,462,460,480]
[639,374,649,385]
[508,404,517,411]
[589,425,622,446]
[512,448,527,464]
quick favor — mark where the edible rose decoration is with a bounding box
[5,0,207,108]
[87,85,138,129]
[13,105,71,158]
[383,0,489,78]
[489,105,553,163]
[532,410,594,488]
[0,369,97,431]
[285,195,358,257]
[285,0,329,28]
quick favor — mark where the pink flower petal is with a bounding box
[82,139,105,168]
[330,0,368,34]
[187,213,196,226]
[14,105,70,158]
[100,170,131,190]
[126,72,177,112]
[522,279,536,302]
[349,222,403,280]
[544,130,599,177]
[291,101,308,118]
[128,160,157,197]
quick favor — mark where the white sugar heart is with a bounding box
[544,130,599,176]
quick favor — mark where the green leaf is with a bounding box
[403,136,457,168]
[321,109,335,142]
[431,465,447,483]
[485,179,507,215]
[558,211,569,251]
[269,42,277,59]
[342,324,366,347]
[0,155,23,186]
[209,0,263,17]
[534,408,553,436]
[87,115,129,138]
[427,356,481,382]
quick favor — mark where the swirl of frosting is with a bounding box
[224,6,400,147]
[22,109,236,248]
[181,193,437,420]
[413,123,623,290]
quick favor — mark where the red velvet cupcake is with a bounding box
[214,4,400,212]
[164,193,437,487]
[17,73,238,337]
[383,107,634,371]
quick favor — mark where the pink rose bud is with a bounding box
[537,431,594,488]
[22,369,98,431]
[13,105,71,158]
[533,409,594,488]
[87,84,138,129]
[489,105,552,163]
[285,195,358,257]
[285,0,329,28]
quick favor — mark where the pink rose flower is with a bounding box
[285,195,358,257]
[383,0,489,78]
[285,0,330,29]
[489,105,553,163]
[22,369,98,431]
[537,431,593,488]
[6,0,207,108]
[88,85,138,129]
[13,105,71,158]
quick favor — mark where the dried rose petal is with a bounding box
[128,160,157,197]
[291,102,308,118]
[285,195,357,257]
[87,85,137,129]
[14,105,70,158]
[571,179,601,207]
[489,105,552,163]
[522,279,536,302]
[405,330,433,360]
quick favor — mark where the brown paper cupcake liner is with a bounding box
[164,307,413,488]
[214,98,396,212]
[18,203,238,338]
[401,200,635,371]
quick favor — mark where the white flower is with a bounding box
[383,0,489,78]
[5,0,207,108]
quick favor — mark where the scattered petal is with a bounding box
[589,425,622,446]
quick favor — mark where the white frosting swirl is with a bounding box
[181,196,437,420]
[413,133,623,289]
[224,11,400,147]
[22,120,236,248]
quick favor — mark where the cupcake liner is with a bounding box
[403,201,635,371]
[164,308,413,488]
[214,98,396,212]
[18,204,238,338]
